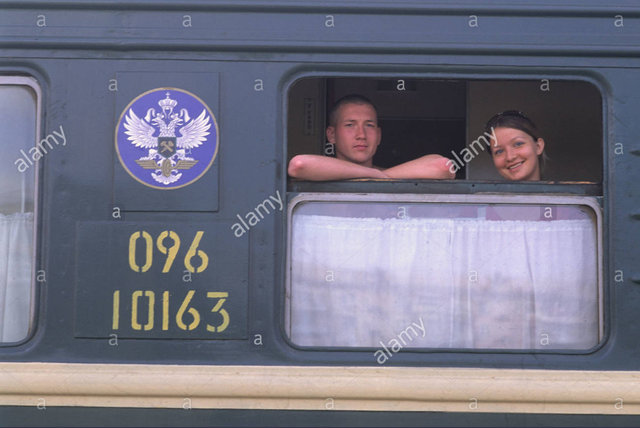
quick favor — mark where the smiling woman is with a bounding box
[485,110,546,181]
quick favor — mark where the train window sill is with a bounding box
[287,179,602,196]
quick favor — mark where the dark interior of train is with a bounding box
[287,77,602,182]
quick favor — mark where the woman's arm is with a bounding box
[288,154,389,181]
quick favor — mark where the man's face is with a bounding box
[326,103,381,167]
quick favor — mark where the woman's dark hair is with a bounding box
[484,110,548,175]
[484,110,539,142]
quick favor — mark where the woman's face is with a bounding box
[490,127,545,181]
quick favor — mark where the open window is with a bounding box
[287,77,602,183]
[0,77,39,343]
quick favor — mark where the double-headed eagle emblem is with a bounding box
[124,92,211,185]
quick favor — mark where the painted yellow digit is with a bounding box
[131,290,155,331]
[128,231,153,273]
[128,232,141,272]
[156,231,180,273]
[176,290,200,331]
[131,290,143,330]
[143,291,155,331]
[184,231,209,273]
[112,290,120,330]
[162,291,169,331]
[206,292,229,332]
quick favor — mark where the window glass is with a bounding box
[0,81,37,343]
[286,197,601,350]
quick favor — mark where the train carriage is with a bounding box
[1,0,640,426]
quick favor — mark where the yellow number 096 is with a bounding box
[129,230,208,273]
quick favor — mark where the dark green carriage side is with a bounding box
[1,0,639,426]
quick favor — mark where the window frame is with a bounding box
[0,75,42,346]
[284,192,604,352]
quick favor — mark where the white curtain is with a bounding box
[288,214,598,350]
[0,212,33,342]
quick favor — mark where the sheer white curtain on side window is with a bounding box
[288,209,598,350]
[0,82,37,342]
[0,213,33,342]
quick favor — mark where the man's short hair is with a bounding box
[328,94,378,127]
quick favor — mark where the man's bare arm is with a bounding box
[288,155,388,181]
[383,154,455,179]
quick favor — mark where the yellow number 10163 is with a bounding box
[128,230,208,273]
[112,289,229,333]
